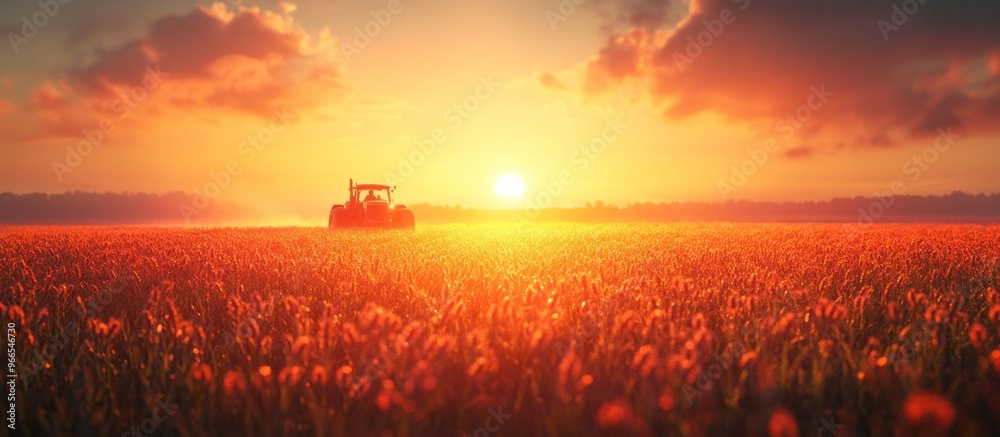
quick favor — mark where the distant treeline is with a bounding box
[0,191,259,225]
[1,191,999,225]
[410,192,1000,224]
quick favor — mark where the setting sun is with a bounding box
[495,174,526,198]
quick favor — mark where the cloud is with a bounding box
[0,82,100,142]
[65,13,131,47]
[572,0,1000,152]
[590,0,684,31]
[4,2,347,142]
[69,3,346,116]
[539,72,566,90]
[580,28,665,96]
[783,146,813,160]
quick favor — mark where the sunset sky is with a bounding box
[1,0,998,219]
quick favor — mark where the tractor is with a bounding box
[329,179,415,229]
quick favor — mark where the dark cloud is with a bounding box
[784,146,813,159]
[576,0,1000,150]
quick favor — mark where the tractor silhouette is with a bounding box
[329,179,415,229]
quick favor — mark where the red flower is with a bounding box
[903,392,956,435]
[969,323,988,348]
[279,365,305,386]
[596,400,634,430]
[254,365,273,389]
[191,363,212,382]
[767,407,799,437]
[310,365,329,385]
[223,371,247,397]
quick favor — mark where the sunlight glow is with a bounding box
[495,174,525,198]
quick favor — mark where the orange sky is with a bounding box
[1,0,999,219]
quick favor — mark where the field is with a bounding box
[3,224,1000,436]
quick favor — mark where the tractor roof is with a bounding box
[354,184,392,191]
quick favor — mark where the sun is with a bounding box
[495,174,525,198]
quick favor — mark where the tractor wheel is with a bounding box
[329,206,350,229]
[394,208,415,229]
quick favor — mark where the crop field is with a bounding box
[3,224,1000,436]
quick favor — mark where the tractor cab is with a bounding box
[353,184,393,224]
